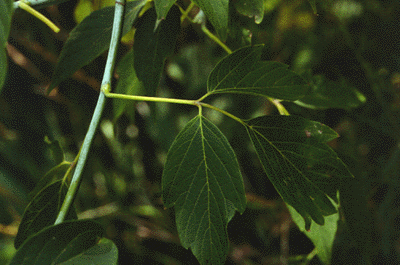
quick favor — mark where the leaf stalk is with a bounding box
[17,1,60,33]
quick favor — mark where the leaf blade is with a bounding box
[208,46,310,101]
[295,75,366,110]
[14,178,77,249]
[10,220,104,265]
[162,115,246,265]
[113,49,143,121]
[49,0,147,93]
[133,5,181,96]
[288,200,339,264]
[59,238,118,265]
[192,0,229,40]
[234,0,264,24]
[154,0,177,20]
[245,115,352,229]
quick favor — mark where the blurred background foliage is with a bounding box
[1,0,400,264]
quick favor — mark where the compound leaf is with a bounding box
[10,220,105,265]
[207,45,309,101]
[245,115,352,229]
[162,115,246,265]
[0,0,13,91]
[133,5,180,96]
[49,0,147,93]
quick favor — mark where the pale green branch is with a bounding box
[55,0,126,224]
[13,0,71,10]
[16,1,60,32]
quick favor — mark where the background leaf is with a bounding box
[0,0,13,91]
[133,5,181,96]
[245,115,352,229]
[14,179,77,249]
[192,0,229,40]
[10,220,105,265]
[308,0,317,14]
[288,200,339,265]
[162,115,246,265]
[295,74,366,110]
[59,238,118,265]
[234,0,264,24]
[207,45,310,101]
[154,0,176,20]
[113,49,143,121]
[27,161,71,200]
[49,0,147,93]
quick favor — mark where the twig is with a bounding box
[55,0,126,224]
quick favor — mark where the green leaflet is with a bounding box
[133,5,181,96]
[49,0,147,93]
[288,200,339,264]
[207,45,310,101]
[10,220,111,265]
[15,178,77,249]
[234,0,264,24]
[162,115,246,265]
[192,0,229,41]
[245,115,352,230]
[295,75,366,110]
[154,0,177,20]
[0,0,13,92]
[113,49,143,121]
[58,238,118,265]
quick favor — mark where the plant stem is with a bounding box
[13,0,71,10]
[201,25,232,54]
[102,90,245,125]
[103,91,199,106]
[55,0,126,224]
[17,1,60,32]
[267,97,290,116]
[180,2,195,22]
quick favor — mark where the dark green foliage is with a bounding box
[133,5,181,96]
[15,179,77,249]
[49,0,147,93]
[10,220,113,265]
[4,1,393,264]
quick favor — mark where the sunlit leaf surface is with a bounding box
[288,201,339,264]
